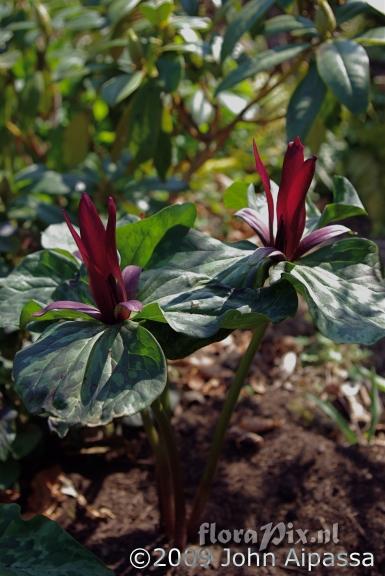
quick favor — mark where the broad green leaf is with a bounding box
[0,504,113,575]
[223,181,249,210]
[317,176,367,227]
[221,0,275,61]
[287,63,326,141]
[13,321,167,436]
[217,43,310,93]
[0,250,83,330]
[101,72,144,107]
[116,203,196,268]
[316,40,369,114]
[264,15,317,37]
[271,238,385,345]
[355,27,385,47]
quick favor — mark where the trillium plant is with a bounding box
[6,137,385,549]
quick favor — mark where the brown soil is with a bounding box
[20,322,385,576]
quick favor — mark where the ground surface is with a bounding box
[16,319,385,576]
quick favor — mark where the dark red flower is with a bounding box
[237,138,349,261]
[35,194,143,324]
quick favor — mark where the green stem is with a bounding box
[188,319,269,537]
[153,398,187,548]
[141,408,175,540]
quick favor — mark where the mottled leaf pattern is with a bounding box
[0,504,113,575]
[13,321,166,435]
[271,238,385,345]
[0,250,84,330]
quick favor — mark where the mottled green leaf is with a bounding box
[221,0,275,61]
[13,321,166,436]
[316,40,369,113]
[0,250,83,330]
[217,43,310,93]
[271,238,385,345]
[137,269,297,340]
[0,504,113,575]
[287,63,326,141]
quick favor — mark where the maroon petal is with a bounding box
[63,210,90,266]
[78,194,109,275]
[122,265,142,299]
[276,137,305,224]
[283,156,317,259]
[33,300,102,319]
[115,300,143,321]
[253,140,274,243]
[295,225,350,259]
[236,208,270,246]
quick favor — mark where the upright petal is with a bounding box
[63,210,90,266]
[283,156,317,259]
[276,137,305,225]
[78,194,109,275]
[253,140,274,243]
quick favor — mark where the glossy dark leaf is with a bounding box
[316,40,369,113]
[13,321,167,436]
[287,63,326,141]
